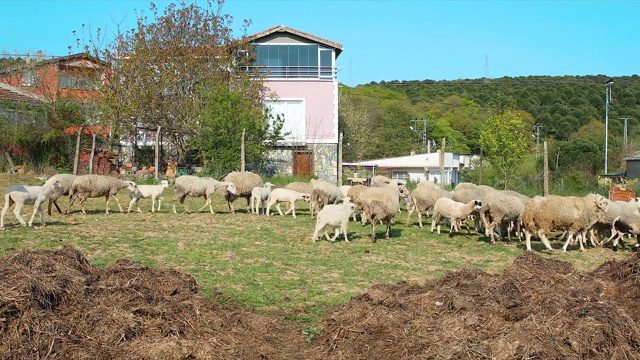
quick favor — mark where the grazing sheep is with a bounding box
[47,174,76,215]
[250,182,275,215]
[266,188,311,218]
[359,182,402,242]
[607,214,640,249]
[522,194,608,252]
[405,186,452,228]
[431,198,484,235]
[223,172,263,213]
[1,177,63,229]
[171,175,237,214]
[66,175,138,215]
[312,200,357,242]
[587,198,640,246]
[128,180,170,213]
[310,180,343,217]
[370,175,392,188]
[481,192,526,244]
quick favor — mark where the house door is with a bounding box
[294,150,312,176]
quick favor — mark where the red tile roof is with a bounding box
[247,25,343,57]
[0,83,47,104]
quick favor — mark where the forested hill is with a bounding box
[340,75,640,167]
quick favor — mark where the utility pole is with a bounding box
[621,116,632,147]
[605,79,613,174]
[533,125,543,160]
[410,118,428,154]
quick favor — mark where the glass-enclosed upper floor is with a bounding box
[250,44,336,80]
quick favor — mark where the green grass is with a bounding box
[0,173,632,324]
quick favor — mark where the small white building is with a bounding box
[343,151,478,186]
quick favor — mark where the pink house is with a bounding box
[248,25,343,182]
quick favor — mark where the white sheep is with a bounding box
[222,172,263,213]
[47,174,76,215]
[587,198,640,246]
[312,199,357,242]
[66,175,138,215]
[522,194,608,252]
[405,185,452,228]
[1,176,63,229]
[250,182,275,215]
[359,181,403,242]
[128,180,170,213]
[171,175,237,214]
[481,192,526,244]
[266,188,311,218]
[431,198,484,235]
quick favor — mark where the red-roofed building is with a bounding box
[248,25,343,182]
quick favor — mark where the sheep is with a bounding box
[284,180,315,195]
[347,184,369,222]
[481,192,526,244]
[171,175,237,214]
[1,176,63,229]
[522,194,608,252]
[405,185,452,228]
[127,180,170,213]
[430,198,484,235]
[607,214,640,249]
[310,180,343,217]
[47,173,76,215]
[339,185,352,198]
[66,175,138,215]
[266,188,311,218]
[587,198,640,246]
[370,175,392,188]
[222,172,263,213]
[359,182,402,242]
[312,199,358,242]
[250,182,275,215]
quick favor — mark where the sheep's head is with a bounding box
[225,183,238,195]
[593,194,608,213]
[51,179,63,192]
[473,200,484,211]
[160,180,170,188]
[126,181,138,192]
[302,193,311,202]
[263,182,275,189]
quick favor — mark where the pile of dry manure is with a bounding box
[2,247,640,359]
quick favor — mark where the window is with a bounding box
[21,70,38,87]
[253,44,334,79]
[264,99,305,142]
[59,73,97,90]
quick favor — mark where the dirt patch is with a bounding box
[2,247,640,359]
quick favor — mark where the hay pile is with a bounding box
[2,247,640,359]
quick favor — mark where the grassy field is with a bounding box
[0,173,632,324]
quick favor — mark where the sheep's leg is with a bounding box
[156,196,162,212]
[112,194,125,213]
[77,195,88,215]
[276,203,286,216]
[13,202,27,226]
[487,221,498,244]
[384,219,391,239]
[1,196,12,229]
[28,199,44,227]
[537,229,554,251]
[430,213,440,234]
[562,232,576,252]
[342,222,350,242]
[370,217,378,242]
[312,223,324,242]
[417,210,424,228]
[330,227,341,242]
[405,204,414,227]
[66,194,77,214]
[127,198,136,213]
[524,229,533,251]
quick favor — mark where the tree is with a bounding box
[479,110,529,189]
[98,0,265,165]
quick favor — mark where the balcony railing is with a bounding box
[244,65,337,80]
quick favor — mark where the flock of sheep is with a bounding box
[2,172,640,252]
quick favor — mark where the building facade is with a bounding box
[247,25,343,182]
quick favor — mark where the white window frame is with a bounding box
[264,98,306,144]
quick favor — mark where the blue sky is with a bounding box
[1,1,638,87]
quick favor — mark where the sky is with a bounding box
[1,0,638,87]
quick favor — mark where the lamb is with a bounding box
[431,198,484,235]
[128,180,170,213]
[310,180,343,217]
[405,185,452,228]
[47,173,76,215]
[223,172,263,213]
[312,199,358,242]
[266,188,311,218]
[522,194,608,252]
[359,182,402,242]
[171,175,237,214]
[1,177,63,229]
[250,182,275,215]
[607,214,640,249]
[66,175,138,215]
